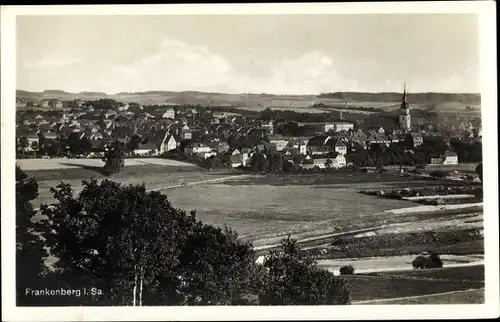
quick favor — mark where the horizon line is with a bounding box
[16,88,482,96]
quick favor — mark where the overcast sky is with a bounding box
[17,14,479,94]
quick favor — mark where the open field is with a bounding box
[367,264,484,282]
[24,165,484,258]
[27,167,484,250]
[166,182,417,244]
[316,254,483,275]
[345,274,484,302]
[354,288,484,304]
[22,161,243,209]
[234,106,328,114]
[425,163,480,174]
[17,157,198,171]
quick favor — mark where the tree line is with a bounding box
[16,167,351,306]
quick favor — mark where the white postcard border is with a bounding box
[1,2,498,321]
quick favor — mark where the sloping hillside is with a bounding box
[16,89,481,111]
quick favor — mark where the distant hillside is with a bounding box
[43,89,71,95]
[16,89,481,111]
[78,91,108,96]
[318,92,481,105]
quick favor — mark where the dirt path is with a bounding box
[148,174,254,190]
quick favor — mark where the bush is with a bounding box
[412,251,443,269]
[260,237,351,305]
[430,170,448,179]
[339,265,355,275]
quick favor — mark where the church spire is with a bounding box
[401,83,409,110]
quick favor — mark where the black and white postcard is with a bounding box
[1,2,498,321]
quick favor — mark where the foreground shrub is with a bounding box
[430,171,448,179]
[260,237,351,305]
[39,179,261,306]
[412,251,443,269]
[339,265,355,275]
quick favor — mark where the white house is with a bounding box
[332,154,347,168]
[162,108,176,119]
[242,153,250,167]
[269,136,290,151]
[159,132,178,153]
[442,151,459,165]
[180,129,192,140]
[299,142,307,155]
[431,151,459,165]
[230,155,243,168]
[334,141,347,155]
[411,133,424,146]
[196,151,218,159]
[333,122,354,132]
[184,144,212,154]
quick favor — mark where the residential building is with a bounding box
[180,128,192,140]
[431,151,459,165]
[333,122,354,132]
[159,132,178,153]
[268,135,290,151]
[230,155,243,168]
[332,154,347,168]
[411,132,424,146]
[162,108,176,119]
[334,141,347,155]
[184,144,212,154]
[442,151,459,165]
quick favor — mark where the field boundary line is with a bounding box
[352,288,485,305]
[148,174,252,191]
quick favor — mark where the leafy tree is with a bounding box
[325,159,333,169]
[127,135,142,153]
[17,136,29,156]
[476,163,483,182]
[178,139,193,152]
[249,151,268,174]
[339,265,355,275]
[102,140,125,176]
[404,133,415,150]
[430,170,447,179]
[39,179,262,306]
[270,153,284,174]
[16,166,49,305]
[31,141,39,157]
[176,225,261,305]
[259,237,351,305]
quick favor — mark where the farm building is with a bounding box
[431,151,459,165]
[333,121,354,132]
[162,108,176,119]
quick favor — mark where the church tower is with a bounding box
[399,83,411,131]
